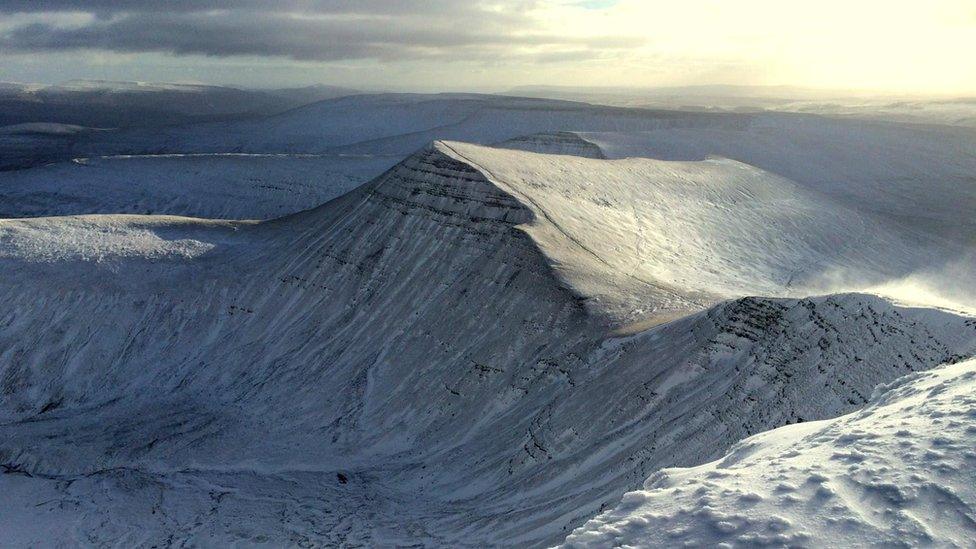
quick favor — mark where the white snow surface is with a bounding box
[562,356,976,548]
[1,139,975,546]
[50,80,216,93]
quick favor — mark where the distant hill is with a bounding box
[0,80,359,128]
[508,84,976,126]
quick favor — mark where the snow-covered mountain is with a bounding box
[563,355,976,548]
[430,142,969,323]
[1,138,974,546]
[4,94,723,213]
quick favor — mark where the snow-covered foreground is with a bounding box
[0,136,974,546]
[563,356,976,547]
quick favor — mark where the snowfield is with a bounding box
[563,356,976,548]
[0,95,974,546]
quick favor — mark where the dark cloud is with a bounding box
[0,1,507,15]
[0,2,639,63]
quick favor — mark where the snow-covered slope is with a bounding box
[563,355,976,548]
[11,133,961,308]
[0,153,396,219]
[2,290,971,546]
[580,116,976,247]
[790,99,976,128]
[1,141,974,546]
[0,123,90,136]
[0,123,103,171]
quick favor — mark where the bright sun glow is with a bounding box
[539,0,976,93]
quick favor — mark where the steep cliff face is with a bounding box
[0,142,973,546]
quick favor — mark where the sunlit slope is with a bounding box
[581,115,976,246]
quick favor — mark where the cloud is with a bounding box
[0,1,508,16]
[3,0,972,93]
[0,2,639,63]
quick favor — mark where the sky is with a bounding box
[1,0,974,94]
